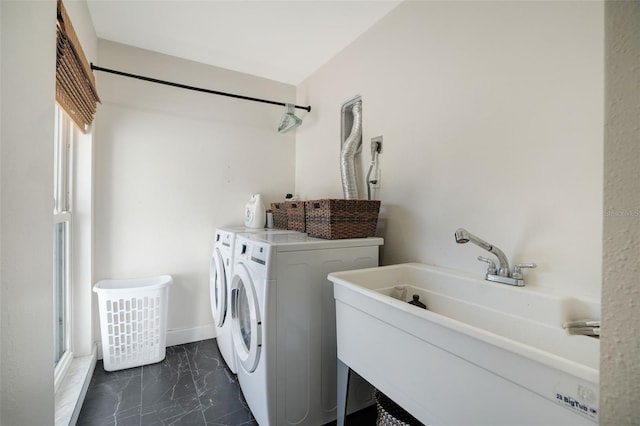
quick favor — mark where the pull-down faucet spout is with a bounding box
[454,228,509,277]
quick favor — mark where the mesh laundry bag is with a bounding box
[375,390,424,426]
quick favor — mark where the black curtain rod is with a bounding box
[90,63,312,112]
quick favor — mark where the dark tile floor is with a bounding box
[78,339,377,426]
[78,339,257,425]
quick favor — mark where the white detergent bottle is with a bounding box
[244,194,266,229]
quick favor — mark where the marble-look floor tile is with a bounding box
[76,373,141,425]
[91,362,142,384]
[184,340,251,423]
[204,407,259,426]
[140,394,205,425]
[78,340,261,426]
[184,340,238,396]
[142,346,197,411]
[185,340,238,397]
[78,409,141,426]
[199,383,251,423]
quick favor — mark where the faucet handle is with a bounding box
[512,263,537,279]
[477,256,497,274]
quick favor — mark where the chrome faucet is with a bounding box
[454,228,536,287]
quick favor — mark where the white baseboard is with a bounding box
[96,324,217,360]
[166,324,216,347]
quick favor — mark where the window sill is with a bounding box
[54,345,97,426]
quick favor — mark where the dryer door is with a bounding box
[231,262,262,373]
[209,248,227,327]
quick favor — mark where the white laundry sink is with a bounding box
[328,263,600,425]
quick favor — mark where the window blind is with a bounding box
[56,0,99,133]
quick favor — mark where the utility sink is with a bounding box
[328,263,600,425]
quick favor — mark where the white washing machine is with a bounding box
[210,227,301,374]
[230,232,383,426]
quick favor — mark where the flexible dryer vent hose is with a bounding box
[340,101,362,199]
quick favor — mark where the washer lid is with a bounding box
[246,232,384,252]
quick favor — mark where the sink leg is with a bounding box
[337,359,351,426]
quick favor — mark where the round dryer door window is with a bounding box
[231,263,261,373]
[210,248,227,327]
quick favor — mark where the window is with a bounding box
[53,3,99,416]
[53,105,74,388]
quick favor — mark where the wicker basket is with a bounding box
[270,201,306,231]
[286,201,306,232]
[376,391,423,426]
[270,202,288,229]
[305,199,380,239]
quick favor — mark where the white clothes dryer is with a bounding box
[230,232,383,426]
[210,227,301,374]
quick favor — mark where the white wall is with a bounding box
[601,1,640,422]
[296,1,604,299]
[93,41,297,341]
[1,1,56,424]
[1,0,97,422]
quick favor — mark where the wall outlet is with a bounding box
[371,136,383,156]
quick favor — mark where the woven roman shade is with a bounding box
[56,0,99,132]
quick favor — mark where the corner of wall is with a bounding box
[1,1,57,424]
[601,0,640,423]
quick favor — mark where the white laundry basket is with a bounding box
[93,275,172,371]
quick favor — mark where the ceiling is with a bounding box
[86,0,402,85]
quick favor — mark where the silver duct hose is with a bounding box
[340,101,362,199]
